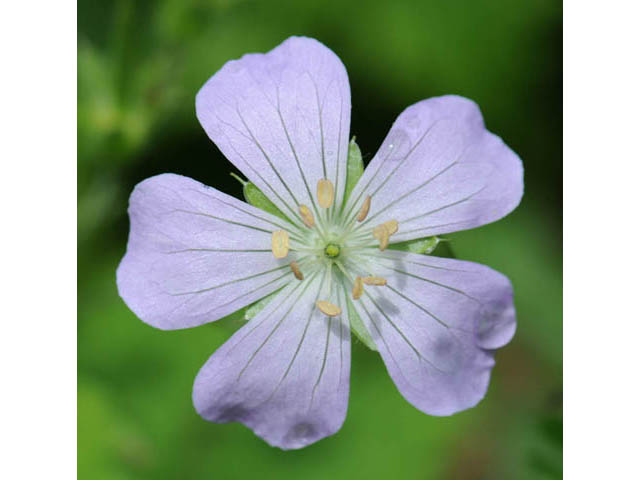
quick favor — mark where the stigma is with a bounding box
[324,243,340,258]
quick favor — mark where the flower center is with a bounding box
[324,243,340,258]
[268,178,397,317]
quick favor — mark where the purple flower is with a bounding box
[117,36,523,450]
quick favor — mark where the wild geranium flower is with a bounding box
[117,36,523,450]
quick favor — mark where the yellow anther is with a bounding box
[317,178,335,208]
[298,204,315,228]
[372,224,390,250]
[372,219,399,250]
[383,220,399,236]
[316,300,342,317]
[271,230,290,259]
[357,195,371,222]
[363,276,387,286]
[290,261,304,281]
[352,276,364,300]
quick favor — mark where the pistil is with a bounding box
[324,243,341,258]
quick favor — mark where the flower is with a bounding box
[116,36,523,450]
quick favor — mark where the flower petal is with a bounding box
[196,36,351,224]
[192,274,351,450]
[350,249,515,415]
[116,173,300,330]
[344,95,523,241]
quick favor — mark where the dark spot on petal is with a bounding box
[432,334,455,357]
[216,404,250,422]
[477,300,511,337]
[284,422,316,445]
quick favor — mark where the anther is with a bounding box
[352,276,364,300]
[290,261,303,280]
[363,276,387,286]
[373,224,390,250]
[271,230,290,259]
[383,220,398,236]
[372,219,399,250]
[357,195,371,222]
[316,300,342,317]
[299,204,315,228]
[317,178,335,208]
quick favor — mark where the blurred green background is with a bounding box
[78,0,562,478]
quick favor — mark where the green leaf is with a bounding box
[230,173,291,223]
[390,236,441,255]
[344,137,364,203]
[347,296,377,351]
[244,289,282,321]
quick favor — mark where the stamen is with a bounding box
[316,300,342,317]
[356,195,371,222]
[317,178,335,208]
[363,276,387,286]
[271,230,290,259]
[372,219,399,250]
[383,220,399,236]
[298,204,315,228]
[372,224,390,250]
[352,276,364,300]
[290,261,304,280]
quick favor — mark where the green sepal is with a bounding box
[344,137,364,203]
[346,296,378,351]
[244,289,282,321]
[433,239,456,259]
[389,236,441,255]
[230,173,291,223]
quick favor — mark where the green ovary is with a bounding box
[324,243,341,258]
